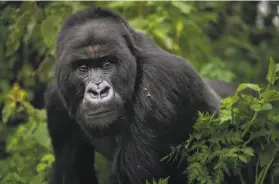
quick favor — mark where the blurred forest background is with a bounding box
[1,1,279,184]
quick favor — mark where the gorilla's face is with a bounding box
[55,19,137,129]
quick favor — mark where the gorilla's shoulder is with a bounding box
[44,80,64,110]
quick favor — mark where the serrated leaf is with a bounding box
[219,108,232,124]
[266,57,277,85]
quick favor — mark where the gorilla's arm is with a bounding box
[45,82,99,184]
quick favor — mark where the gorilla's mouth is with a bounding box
[85,108,118,118]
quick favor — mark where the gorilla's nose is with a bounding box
[84,81,113,103]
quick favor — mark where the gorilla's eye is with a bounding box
[102,61,112,69]
[79,64,88,71]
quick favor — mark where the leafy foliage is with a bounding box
[146,177,169,184]
[165,58,279,184]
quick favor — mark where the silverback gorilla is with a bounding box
[45,7,235,184]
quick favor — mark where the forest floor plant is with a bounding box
[164,58,279,184]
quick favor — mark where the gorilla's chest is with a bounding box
[89,136,117,161]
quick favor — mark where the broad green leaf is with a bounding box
[261,103,273,111]
[171,2,192,14]
[2,102,15,123]
[267,110,279,123]
[235,83,261,95]
[2,172,20,183]
[262,90,279,102]
[259,145,278,167]
[242,147,255,156]
[16,11,32,29]
[6,31,21,56]
[32,124,51,150]
[238,155,248,163]
[36,163,47,172]
[29,174,44,184]
[266,57,276,85]
[40,15,61,52]
[250,103,272,112]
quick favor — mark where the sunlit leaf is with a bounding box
[235,83,261,95]
[171,2,192,14]
[266,57,277,85]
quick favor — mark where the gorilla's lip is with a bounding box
[85,108,118,117]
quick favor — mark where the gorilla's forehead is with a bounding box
[58,19,132,62]
[69,19,125,49]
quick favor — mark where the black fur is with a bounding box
[45,7,228,184]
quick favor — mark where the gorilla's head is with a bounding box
[54,7,138,131]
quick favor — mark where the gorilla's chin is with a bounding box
[84,108,119,127]
[76,107,126,138]
[77,108,120,130]
[85,108,118,118]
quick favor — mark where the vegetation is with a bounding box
[165,58,279,184]
[0,1,279,184]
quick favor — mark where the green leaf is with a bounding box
[262,90,279,102]
[259,145,278,167]
[238,155,248,163]
[250,103,272,112]
[40,15,61,52]
[235,83,261,95]
[242,147,255,156]
[171,2,192,14]
[32,124,51,150]
[219,108,232,123]
[2,101,16,123]
[36,163,47,172]
[266,57,277,85]
[261,103,273,111]
[6,29,21,56]
[267,109,279,123]
[29,174,44,184]
[2,172,20,183]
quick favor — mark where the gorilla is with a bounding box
[44,7,237,184]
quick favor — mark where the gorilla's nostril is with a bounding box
[88,89,99,97]
[100,86,110,98]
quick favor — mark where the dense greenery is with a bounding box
[166,58,279,184]
[0,1,279,184]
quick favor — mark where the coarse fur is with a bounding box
[45,7,226,184]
